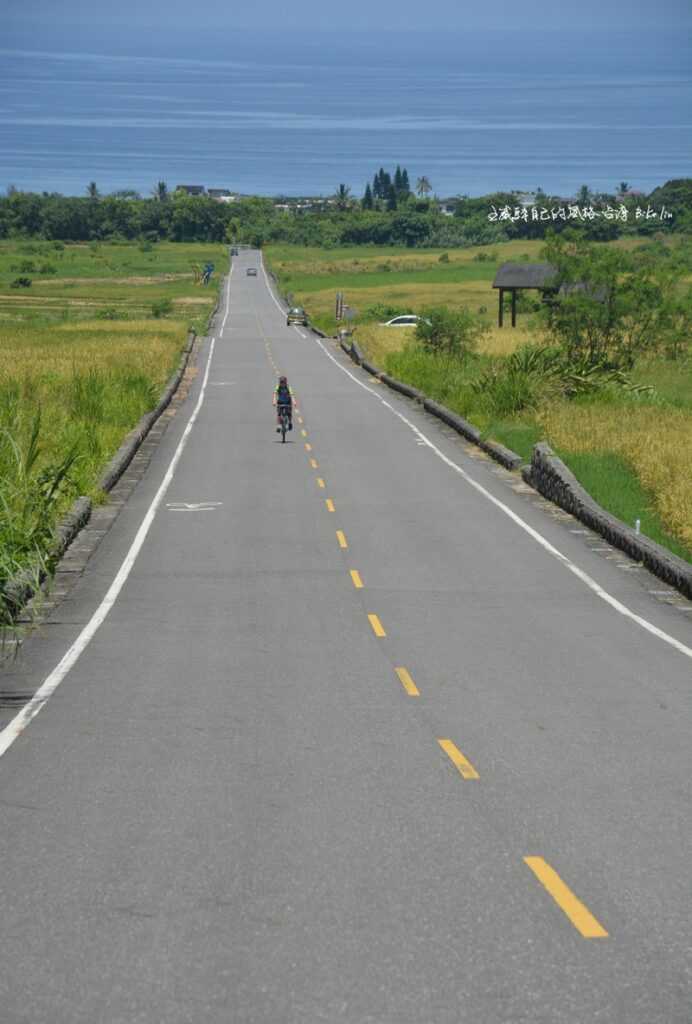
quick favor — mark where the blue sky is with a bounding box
[7,0,692,32]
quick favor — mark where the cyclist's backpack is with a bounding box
[277,384,291,403]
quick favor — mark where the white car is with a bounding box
[380,314,425,327]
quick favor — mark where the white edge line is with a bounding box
[260,254,692,663]
[0,331,220,759]
[220,263,233,332]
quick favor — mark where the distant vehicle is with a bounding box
[246,267,258,276]
[287,307,308,326]
[231,247,239,255]
[380,314,423,327]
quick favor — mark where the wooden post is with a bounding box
[511,288,517,327]
[498,287,504,327]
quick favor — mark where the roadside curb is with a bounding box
[524,443,692,599]
[334,337,523,471]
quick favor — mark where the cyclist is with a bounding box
[273,375,294,432]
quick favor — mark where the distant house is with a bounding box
[438,199,457,216]
[617,189,646,200]
[208,188,236,202]
[515,192,536,207]
[176,185,206,196]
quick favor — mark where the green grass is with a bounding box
[553,450,692,562]
[279,261,501,294]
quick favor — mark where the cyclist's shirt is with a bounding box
[274,384,293,406]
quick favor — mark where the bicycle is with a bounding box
[277,405,291,443]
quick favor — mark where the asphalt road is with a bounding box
[1,251,691,1023]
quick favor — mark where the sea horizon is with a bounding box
[1,28,690,200]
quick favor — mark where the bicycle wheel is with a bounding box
[281,414,287,443]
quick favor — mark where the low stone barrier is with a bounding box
[524,443,692,598]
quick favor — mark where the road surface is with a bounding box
[0,251,691,1023]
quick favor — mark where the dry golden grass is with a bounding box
[537,403,692,548]
[0,318,185,389]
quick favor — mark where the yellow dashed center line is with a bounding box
[437,739,479,780]
[394,667,420,696]
[524,857,608,938]
[317,477,325,489]
[350,570,364,589]
[336,530,348,549]
[305,443,312,452]
[325,499,335,512]
[310,458,318,469]
[301,429,307,437]
[298,416,303,424]
[368,614,386,637]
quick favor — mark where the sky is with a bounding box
[6,0,692,34]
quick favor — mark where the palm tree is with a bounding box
[86,181,99,200]
[617,181,631,195]
[334,184,351,211]
[577,184,592,205]
[154,181,169,202]
[416,176,432,198]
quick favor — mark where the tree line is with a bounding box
[0,179,689,247]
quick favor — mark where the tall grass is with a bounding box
[0,318,191,624]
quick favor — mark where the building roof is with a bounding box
[492,262,558,289]
[176,185,205,194]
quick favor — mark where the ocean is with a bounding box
[1,28,690,199]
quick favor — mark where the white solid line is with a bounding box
[258,259,692,663]
[220,264,234,333]
[0,333,219,760]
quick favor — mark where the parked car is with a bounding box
[380,314,423,327]
[231,247,239,255]
[287,306,308,326]
[246,267,258,276]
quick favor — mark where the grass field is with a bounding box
[266,240,692,564]
[0,240,224,626]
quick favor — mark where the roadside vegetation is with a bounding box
[0,240,223,628]
[266,232,692,564]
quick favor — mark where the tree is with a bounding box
[415,306,489,357]
[540,229,674,367]
[385,183,397,211]
[154,181,169,202]
[87,182,99,200]
[576,184,592,205]
[362,183,374,210]
[334,184,352,211]
[401,168,411,195]
[394,166,403,192]
[416,176,432,198]
[617,181,631,195]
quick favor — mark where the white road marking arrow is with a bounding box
[166,502,223,512]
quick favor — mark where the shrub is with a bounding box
[415,306,489,358]
[38,263,57,275]
[151,298,173,318]
[361,303,408,322]
[438,252,450,263]
[95,307,126,320]
[10,277,32,289]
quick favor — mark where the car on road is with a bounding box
[287,306,308,326]
[230,247,239,255]
[380,314,424,327]
[246,267,258,276]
